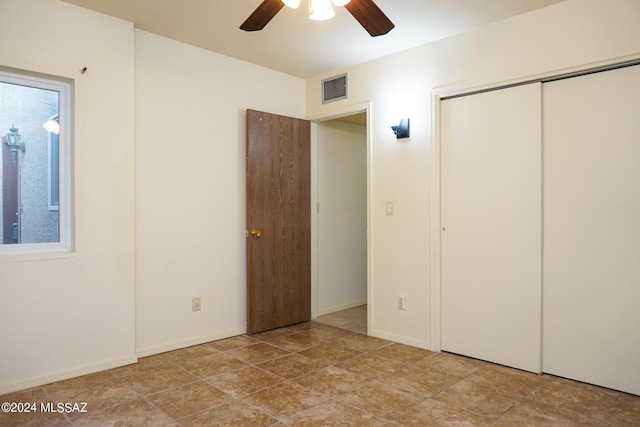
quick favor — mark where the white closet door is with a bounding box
[543,65,640,395]
[441,83,542,373]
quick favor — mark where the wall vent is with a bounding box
[322,73,348,104]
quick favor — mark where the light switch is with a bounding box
[385,201,394,216]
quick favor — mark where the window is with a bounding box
[0,69,71,253]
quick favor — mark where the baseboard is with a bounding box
[0,354,138,396]
[1,328,250,395]
[316,300,367,317]
[369,328,430,350]
[135,327,247,358]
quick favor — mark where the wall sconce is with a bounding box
[5,125,25,163]
[391,118,410,139]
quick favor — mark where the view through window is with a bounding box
[0,70,70,252]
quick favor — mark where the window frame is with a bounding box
[48,128,60,211]
[0,68,72,256]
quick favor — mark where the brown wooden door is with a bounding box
[246,109,311,334]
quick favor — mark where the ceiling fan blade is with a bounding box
[240,0,285,32]
[344,0,394,37]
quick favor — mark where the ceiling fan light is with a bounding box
[332,0,351,6]
[282,0,301,8]
[309,0,335,20]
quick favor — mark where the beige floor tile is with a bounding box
[303,325,355,342]
[394,398,494,426]
[286,321,326,332]
[432,377,521,418]
[335,353,404,380]
[335,334,392,352]
[207,366,283,397]
[256,353,327,379]
[243,381,329,419]
[371,342,434,363]
[178,400,277,427]
[287,400,385,426]
[119,364,197,396]
[298,341,363,364]
[43,370,111,393]
[313,314,355,329]
[294,365,369,396]
[266,332,325,352]
[0,387,68,427]
[177,352,247,378]
[226,342,291,364]
[498,397,595,426]
[109,354,173,379]
[42,421,73,427]
[43,371,138,415]
[414,352,486,378]
[339,320,367,334]
[72,399,174,427]
[337,382,425,420]
[312,317,347,329]
[375,365,460,397]
[250,328,296,342]
[209,335,260,351]
[465,364,546,396]
[600,393,640,427]
[147,380,230,419]
[528,377,619,422]
[316,308,363,324]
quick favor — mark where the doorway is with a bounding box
[312,108,370,334]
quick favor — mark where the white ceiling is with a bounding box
[59,0,565,79]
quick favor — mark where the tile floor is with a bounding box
[2,305,639,426]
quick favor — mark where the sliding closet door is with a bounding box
[543,65,640,395]
[441,83,542,373]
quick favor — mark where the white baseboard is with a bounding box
[369,328,430,350]
[0,354,138,396]
[135,327,247,358]
[316,300,367,317]
[1,328,250,395]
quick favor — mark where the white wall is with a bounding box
[134,30,305,356]
[0,0,136,393]
[305,0,640,349]
[316,119,367,315]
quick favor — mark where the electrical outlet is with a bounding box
[398,295,407,310]
[192,297,201,312]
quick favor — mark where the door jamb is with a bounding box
[308,101,372,335]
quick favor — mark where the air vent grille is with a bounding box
[322,73,348,104]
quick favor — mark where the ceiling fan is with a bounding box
[240,0,395,37]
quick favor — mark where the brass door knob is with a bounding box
[250,229,262,238]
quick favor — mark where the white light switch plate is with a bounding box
[385,201,394,216]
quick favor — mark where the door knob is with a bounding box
[250,229,262,238]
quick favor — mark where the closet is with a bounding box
[440,64,640,396]
[440,83,542,374]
